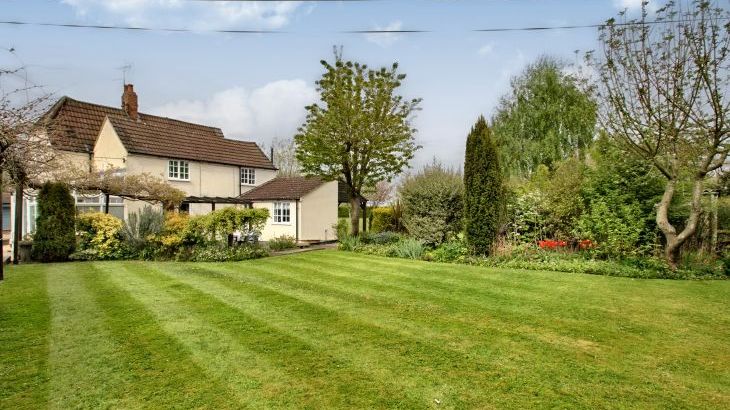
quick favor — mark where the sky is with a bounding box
[0,0,654,169]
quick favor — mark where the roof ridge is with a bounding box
[64,96,224,133]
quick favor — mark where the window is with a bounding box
[240,167,255,185]
[273,202,290,224]
[75,194,124,218]
[168,160,190,180]
[2,203,10,231]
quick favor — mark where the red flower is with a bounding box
[538,240,567,250]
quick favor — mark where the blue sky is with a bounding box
[0,0,650,168]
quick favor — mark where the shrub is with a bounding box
[121,206,164,258]
[371,207,396,233]
[202,207,269,242]
[334,218,349,239]
[338,234,361,251]
[186,244,269,262]
[505,188,548,244]
[268,235,297,251]
[368,231,402,245]
[76,212,125,260]
[400,162,463,247]
[151,213,204,258]
[394,238,425,260]
[31,182,76,262]
[574,198,647,258]
[68,249,101,261]
[338,205,350,218]
[464,116,504,255]
[352,242,399,258]
[427,239,470,263]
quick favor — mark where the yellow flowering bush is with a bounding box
[76,212,124,259]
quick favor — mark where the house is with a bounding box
[11,84,337,245]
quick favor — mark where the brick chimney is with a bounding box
[121,84,138,120]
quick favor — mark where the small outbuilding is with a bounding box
[240,176,339,243]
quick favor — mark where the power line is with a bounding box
[0,17,727,35]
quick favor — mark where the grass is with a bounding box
[1,251,729,409]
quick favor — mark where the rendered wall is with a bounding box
[125,154,276,198]
[93,118,128,170]
[254,200,298,241]
[300,181,338,241]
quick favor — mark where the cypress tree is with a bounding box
[464,116,503,255]
[31,182,76,262]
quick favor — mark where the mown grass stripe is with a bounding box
[46,263,134,409]
[104,262,302,409]
[122,262,428,409]
[0,265,51,408]
[83,262,240,409]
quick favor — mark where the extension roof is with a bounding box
[240,176,327,201]
[43,96,276,169]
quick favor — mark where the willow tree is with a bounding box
[589,1,729,268]
[295,49,421,235]
[492,56,597,177]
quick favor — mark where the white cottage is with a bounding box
[12,84,338,244]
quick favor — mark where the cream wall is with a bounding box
[254,200,298,241]
[93,118,127,170]
[125,154,276,199]
[242,168,277,194]
[300,181,338,241]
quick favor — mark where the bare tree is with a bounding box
[364,180,393,206]
[588,1,729,268]
[0,52,55,278]
[56,165,187,211]
[270,136,300,177]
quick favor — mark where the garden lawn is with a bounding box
[1,251,729,409]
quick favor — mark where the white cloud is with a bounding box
[477,43,495,57]
[150,80,317,143]
[365,21,403,48]
[613,0,656,12]
[61,0,302,29]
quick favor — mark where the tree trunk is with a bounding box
[656,177,704,270]
[13,182,23,265]
[349,195,360,236]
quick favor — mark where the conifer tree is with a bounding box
[31,182,76,262]
[464,116,503,255]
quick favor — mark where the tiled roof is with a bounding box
[240,176,327,201]
[44,96,276,169]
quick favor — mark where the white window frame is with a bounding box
[272,202,291,224]
[168,159,190,181]
[240,167,256,185]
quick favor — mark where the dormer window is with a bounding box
[168,160,190,181]
[240,167,255,185]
